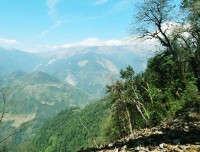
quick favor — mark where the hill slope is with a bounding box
[0,48,42,73]
[29,96,200,152]
[1,71,94,149]
[37,46,147,96]
[82,101,200,152]
[30,99,111,152]
[5,71,93,116]
[0,46,148,97]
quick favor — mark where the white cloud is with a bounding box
[37,37,158,58]
[62,38,133,48]
[38,37,158,52]
[39,21,186,54]
[61,37,159,55]
[39,20,65,38]
[39,30,50,38]
[52,20,65,28]
[47,0,61,18]
[41,0,65,38]
[0,38,17,44]
[107,0,130,14]
[94,0,108,5]
[47,0,60,7]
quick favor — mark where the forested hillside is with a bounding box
[0,0,199,151]
[30,99,111,152]
[95,0,200,143]
[0,71,93,151]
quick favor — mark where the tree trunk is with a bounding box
[125,106,134,135]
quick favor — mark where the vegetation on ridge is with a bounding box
[0,0,199,151]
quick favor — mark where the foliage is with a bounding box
[100,0,200,142]
[30,99,111,152]
[0,72,94,151]
[2,0,200,150]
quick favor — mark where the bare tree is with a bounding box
[135,0,177,53]
[0,86,20,145]
[134,0,190,90]
[107,66,150,136]
[0,86,11,123]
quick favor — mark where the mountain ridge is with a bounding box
[1,71,95,148]
[0,46,147,97]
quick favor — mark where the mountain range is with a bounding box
[0,45,148,149]
[1,70,94,149]
[2,70,93,124]
[0,46,147,97]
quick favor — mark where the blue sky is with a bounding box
[0,0,135,51]
[0,0,181,52]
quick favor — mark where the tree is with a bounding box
[0,86,26,147]
[134,0,196,91]
[0,86,17,146]
[135,0,177,52]
[120,66,149,124]
[0,87,9,124]
[181,0,200,91]
[106,80,130,138]
[106,66,149,138]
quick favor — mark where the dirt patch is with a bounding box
[3,113,36,127]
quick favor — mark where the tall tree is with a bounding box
[181,0,200,90]
[0,86,26,146]
[0,86,15,146]
[135,0,176,53]
[0,87,9,123]
[134,0,193,90]
[107,66,149,137]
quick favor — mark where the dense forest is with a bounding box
[0,0,200,151]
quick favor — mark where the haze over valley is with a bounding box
[0,42,148,150]
[1,0,199,151]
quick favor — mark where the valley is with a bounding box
[0,0,199,151]
[0,46,146,151]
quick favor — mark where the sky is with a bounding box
[0,0,181,52]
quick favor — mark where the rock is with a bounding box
[122,145,127,150]
[113,148,119,152]
[155,131,163,134]
[135,146,141,151]
[159,143,165,149]
[83,102,200,152]
[166,144,172,151]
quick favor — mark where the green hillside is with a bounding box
[0,48,42,73]
[3,71,93,116]
[1,0,199,151]
[0,46,147,98]
[30,99,111,152]
[0,71,94,150]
